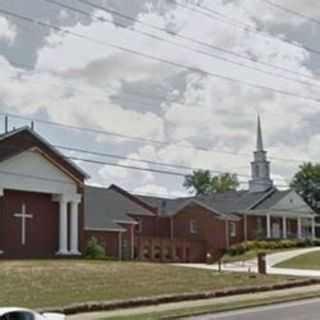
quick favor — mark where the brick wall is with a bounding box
[0,190,59,258]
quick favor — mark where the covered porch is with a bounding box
[244,212,317,241]
[265,214,316,240]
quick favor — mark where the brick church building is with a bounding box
[0,118,317,261]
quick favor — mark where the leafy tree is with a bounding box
[183,170,239,195]
[183,170,213,195]
[211,172,240,193]
[291,162,320,212]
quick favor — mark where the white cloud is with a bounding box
[98,147,156,190]
[2,0,320,194]
[0,17,16,43]
[239,0,320,27]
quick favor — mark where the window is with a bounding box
[230,222,236,237]
[190,220,198,234]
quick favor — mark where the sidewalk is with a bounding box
[178,247,320,277]
[67,283,320,319]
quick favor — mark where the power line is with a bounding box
[0,135,288,184]
[170,0,320,64]
[0,169,75,186]
[0,54,297,126]
[0,168,313,213]
[1,7,320,104]
[2,54,320,140]
[0,112,311,165]
[68,0,320,87]
[0,143,289,187]
[258,0,320,26]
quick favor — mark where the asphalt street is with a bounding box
[186,298,320,320]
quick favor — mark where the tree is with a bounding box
[183,170,213,195]
[211,172,240,193]
[290,162,320,212]
[183,170,240,195]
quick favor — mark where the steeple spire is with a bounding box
[256,115,264,152]
[249,116,274,193]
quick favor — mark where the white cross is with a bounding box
[14,203,33,246]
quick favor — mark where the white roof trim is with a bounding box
[0,126,89,179]
[84,227,126,232]
[114,219,138,225]
[242,209,316,218]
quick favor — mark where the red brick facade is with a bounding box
[0,190,59,258]
[0,128,86,259]
[84,203,246,263]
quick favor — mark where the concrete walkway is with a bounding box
[178,247,320,277]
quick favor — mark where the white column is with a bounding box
[282,216,287,239]
[70,201,80,255]
[297,217,302,240]
[57,199,68,255]
[266,214,271,239]
[312,217,316,240]
[131,224,135,260]
[0,188,3,197]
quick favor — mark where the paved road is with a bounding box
[185,298,320,320]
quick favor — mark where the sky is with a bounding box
[1,0,320,198]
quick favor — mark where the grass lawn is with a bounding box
[0,260,291,309]
[275,251,320,270]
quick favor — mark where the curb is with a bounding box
[37,278,320,315]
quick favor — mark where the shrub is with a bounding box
[280,240,297,248]
[85,237,106,259]
[226,238,314,256]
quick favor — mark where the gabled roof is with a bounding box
[137,194,192,216]
[84,185,156,231]
[0,126,89,180]
[138,187,315,218]
[138,190,271,216]
[251,189,292,210]
[196,190,271,214]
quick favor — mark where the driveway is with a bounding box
[177,247,320,277]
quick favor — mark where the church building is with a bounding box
[0,126,87,258]
[0,118,317,262]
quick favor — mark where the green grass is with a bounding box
[276,251,320,270]
[0,260,291,309]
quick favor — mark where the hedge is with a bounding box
[227,239,320,256]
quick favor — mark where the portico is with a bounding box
[0,127,87,258]
[265,213,316,239]
[53,194,82,255]
[265,213,316,240]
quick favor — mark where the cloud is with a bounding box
[0,17,16,43]
[2,0,320,195]
[98,146,156,190]
[0,56,165,142]
[239,0,320,27]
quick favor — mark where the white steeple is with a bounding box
[256,115,263,151]
[249,116,274,193]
